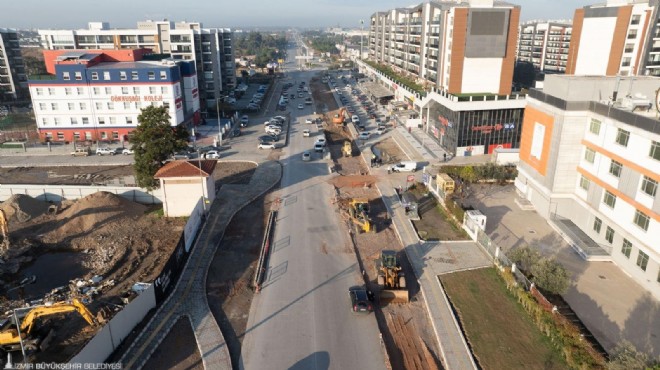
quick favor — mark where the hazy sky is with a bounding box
[1,0,602,29]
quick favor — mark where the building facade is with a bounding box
[29,49,200,143]
[517,21,572,73]
[368,0,520,95]
[567,0,656,76]
[38,21,234,111]
[0,28,28,100]
[516,74,660,299]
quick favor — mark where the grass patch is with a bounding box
[441,268,567,370]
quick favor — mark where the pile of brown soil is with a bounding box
[0,194,50,223]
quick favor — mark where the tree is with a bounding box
[607,340,654,370]
[508,245,541,273]
[131,106,189,190]
[531,257,571,295]
[459,165,477,184]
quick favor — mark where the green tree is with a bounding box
[508,245,541,273]
[607,340,655,370]
[459,165,477,183]
[531,257,571,295]
[131,106,189,190]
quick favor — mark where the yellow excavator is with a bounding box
[342,140,352,157]
[348,198,374,233]
[375,250,409,304]
[0,299,100,352]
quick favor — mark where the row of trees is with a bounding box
[234,32,287,68]
[303,31,342,54]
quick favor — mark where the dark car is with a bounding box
[349,288,373,313]
[259,134,280,142]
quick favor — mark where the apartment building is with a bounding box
[517,21,572,73]
[0,28,28,100]
[368,0,520,95]
[566,0,657,76]
[29,49,200,143]
[38,21,235,111]
[516,74,660,298]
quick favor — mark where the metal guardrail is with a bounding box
[253,210,277,292]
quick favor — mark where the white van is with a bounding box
[389,161,417,173]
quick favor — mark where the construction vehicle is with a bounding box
[348,198,373,233]
[374,250,409,304]
[342,140,352,157]
[331,108,347,125]
[0,299,100,352]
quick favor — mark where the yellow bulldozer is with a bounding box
[375,250,409,304]
[348,198,374,233]
[0,298,101,352]
[342,140,352,157]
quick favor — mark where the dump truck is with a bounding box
[0,299,100,352]
[375,250,409,304]
[342,140,352,157]
[348,198,373,233]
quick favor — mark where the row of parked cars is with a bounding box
[71,147,134,156]
[246,85,269,111]
[259,115,287,149]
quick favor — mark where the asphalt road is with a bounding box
[240,46,387,370]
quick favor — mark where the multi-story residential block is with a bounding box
[517,21,572,73]
[368,0,520,95]
[29,49,200,143]
[566,0,656,76]
[516,74,660,298]
[38,21,234,111]
[0,28,28,100]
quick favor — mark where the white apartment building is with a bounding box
[516,74,660,298]
[0,28,28,100]
[38,21,234,111]
[517,21,572,73]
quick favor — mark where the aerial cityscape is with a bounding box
[0,0,658,369]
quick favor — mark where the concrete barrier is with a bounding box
[0,184,162,204]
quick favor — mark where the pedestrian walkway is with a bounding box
[119,161,282,370]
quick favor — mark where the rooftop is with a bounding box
[154,160,217,179]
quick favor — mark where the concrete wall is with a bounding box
[69,284,157,365]
[0,184,162,204]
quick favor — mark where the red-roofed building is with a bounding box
[154,159,217,217]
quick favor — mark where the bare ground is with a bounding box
[141,317,204,370]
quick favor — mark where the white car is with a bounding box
[273,115,287,122]
[122,148,134,155]
[375,127,386,135]
[204,150,221,159]
[302,151,311,161]
[258,142,277,149]
[358,132,370,140]
[315,137,326,146]
[95,147,115,156]
[352,115,360,123]
[303,129,311,137]
[305,118,313,124]
[265,124,282,132]
[298,104,304,109]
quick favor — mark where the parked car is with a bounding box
[349,288,373,313]
[351,115,360,123]
[122,148,134,155]
[204,150,221,159]
[258,142,277,150]
[358,132,370,141]
[96,147,115,156]
[240,115,249,127]
[315,137,326,146]
[172,152,193,160]
[314,142,325,153]
[303,129,311,137]
[259,134,280,143]
[389,161,418,173]
[71,147,91,157]
[302,151,311,162]
[298,104,304,109]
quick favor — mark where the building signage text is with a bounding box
[110,95,164,102]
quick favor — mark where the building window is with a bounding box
[584,147,596,163]
[95,102,102,110]
[120,71,127,80]
[93,87,100,95]
[593,217,602,233]
[621,239,632,258]
[100,131,108,140]
[605,226,614,244]
[631,14,641,25]
[105,87,112,94]
[73,132,80,140]
[71,117,78,125]
[163,102,170,111]
[109,117,116,124]
[77,87,84,95]
[85,132,92,140]
[103,71,111,80]
[39,103,46,110]
[133,87,140,94]
[615,128,630,147]
[122,87,129,94]
[82,117,89,124]
[641,176,658,197]
[65,88,72,96]
[124,102,131,109]
[112,131,119,139]
[126,117,133,124]
[603,191,617,208]
[627,30,637,39]
[53,117,60,125]
[160,71,167,79]
[148,71,155,80]
[56,132,64,141]
[161,86,168,94]
[107,102,114,110]
[609,160,622,178]
[51,103,58,110]
[67,103,74,110]
[75,72,82,80]
[36,88,43,96]
[41,118,48,125]
[589,118,601,135]
[636,250,649,271]
[579,175,590,191]
[48,88,55,95]
[633,210,650,231]
[149,87,157,94]
[650,141,660,161]
[131,71,139,80]
[79,103,86,110]
[98,117,105,125]
[63,72,70,80]
[92,72,99,80]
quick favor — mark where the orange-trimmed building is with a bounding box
[516,74,660,299]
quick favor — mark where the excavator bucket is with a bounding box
[379,289,409,304]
